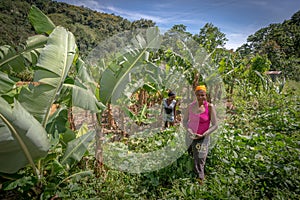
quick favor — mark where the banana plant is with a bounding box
[62,57,105,113]
[94,27,163,168]
[0,6,62,175]
[17,26,76,125]
[99,27,163,105]
[0,71,16,95]
[124,104,157,126]
[0,25,77,175]
[0,5,103,179]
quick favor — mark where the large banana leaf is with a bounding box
[70,58,105,112]
[61,130,95,167]
[99,27,162,105]
[18,26,77,127]
[0,35,47,73]
[28,5,55,35]
[57,57,105,113]
[63,82,105,112]
[76,58,95,84]
[0,97,49,173]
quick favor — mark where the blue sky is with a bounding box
[56,0,300,50]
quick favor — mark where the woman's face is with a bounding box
[195,90,206,102]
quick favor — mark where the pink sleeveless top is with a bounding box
[187,101,210,135]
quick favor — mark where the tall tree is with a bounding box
[131,18,156,29]
[240,10,300,80]
[290,10,300,26]
[193,22,228,52]
[248,54,271,91]
[167,24,192,37]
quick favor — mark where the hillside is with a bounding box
[0,0,155,58]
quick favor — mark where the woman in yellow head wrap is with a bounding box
[195,85,207,92]
[183,85,218,185]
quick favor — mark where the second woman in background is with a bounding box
[162,91,177,128]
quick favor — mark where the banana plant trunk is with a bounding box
[68,107,76,131]
[192,71,200,90]
[95,112,104,176]
[107,103,116,130]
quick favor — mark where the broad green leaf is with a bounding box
[0,71,16,94]
[72,58,105,111]
[99,65,116,104]
[28,5,56,35]
[58,170,93,186]
[61,130,95,167]
[76,58,95,84]
[146,27,162,49]
[99,27,162,105]
[0,98,49,174]
[60,129,76,146]
[18,26,77,127]
[22,35,48,64]
[63,83,105,112]
[0,35,48,73]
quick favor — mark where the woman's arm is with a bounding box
[183,104,189,128]
[183,105,197,138]
[202,103,218,136]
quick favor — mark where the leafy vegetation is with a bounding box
[0,1,299,200]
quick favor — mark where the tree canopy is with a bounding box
[237,10,300,80]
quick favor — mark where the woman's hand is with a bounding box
[188,128,202,139]
[187,128,194,135]
[196,134,205,139]
[188,128,208,139]
[187,129,195,139]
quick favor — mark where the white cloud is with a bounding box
[63,0,100,9]
[248,0,268,6]
[225,32,249,50]
[104,6,165,23]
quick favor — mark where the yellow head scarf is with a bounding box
[195,85,207,92]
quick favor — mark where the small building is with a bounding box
[265,71,282,81]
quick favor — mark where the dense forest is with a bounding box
[0,0,299,199]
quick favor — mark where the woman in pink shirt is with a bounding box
[184,85,218,184]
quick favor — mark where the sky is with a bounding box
[56,0,300,50]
